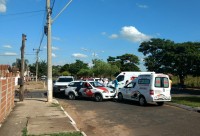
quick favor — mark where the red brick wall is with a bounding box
[0,76,15,124]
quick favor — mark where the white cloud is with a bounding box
[101,32,107,35]
[52,46,59,50]
[4,52,17,56]
[52,53,56,57]
[3,45,12,48]
[92,52,98,57]
[81,47,89,51]
[109,34,118,39]
[136,3,148,9]
[72,53,87,58]
[43,46,59,50]
[120,26,151,43]
[0,0,6,13]
[52,36,61,41]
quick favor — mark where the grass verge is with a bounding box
[50,103,60,107]
[22,128,28,136]
[171,96,200,108]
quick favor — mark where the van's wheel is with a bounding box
[95,94,103,102]
[139,96,147,106]
[118,93,123,101]
[68,93,75,100]
[156,102,164,106]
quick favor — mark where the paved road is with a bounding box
[57,97,200,136]
[16,91,200,136]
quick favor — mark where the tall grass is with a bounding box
[172,75,200,88]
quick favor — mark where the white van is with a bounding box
[108,71,155,89]
[118,73,171,106]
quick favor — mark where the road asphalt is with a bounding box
[0,88,199,136]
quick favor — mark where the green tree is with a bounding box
[12,58,29,72]
[29,60,47,78]
[52,65,62,77]
[68,60,89,77]
[107,53,140,71]
[92,59,109,77]
[61,71,71,76]
[107,63,120,79]
[170,42,200,85]
[138,38,200,86]
[138,38,175,72]
[77,69,92,77]
[92,59,120,78]
[60,64,70,73]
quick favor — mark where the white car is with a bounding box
[65,81,115,102]
[53,76,74,93]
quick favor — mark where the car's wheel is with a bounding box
[156,102,164,106]
[95,94,103,102]
[139,96,147,106]
[68,92,75,100]
[118,93,123,101]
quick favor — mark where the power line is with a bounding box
[51,0,56,11]
[35,6,47,56]
[0,10,45,16]
[52,0,73,23]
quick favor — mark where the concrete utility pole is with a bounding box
[33,49,40,82]
[46,0,53,102]
[45,0,73,102]
[19,34,26,101]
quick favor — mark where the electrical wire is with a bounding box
[36,7,47,55]
[52,0,73,23]
[51,0,56,11]
[0,10,45,16]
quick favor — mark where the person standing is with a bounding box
[114,78,119,98]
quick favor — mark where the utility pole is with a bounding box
[19,34,26,101]
[46,0,53,102]
[45,0,73,102]
[33,49,41,82]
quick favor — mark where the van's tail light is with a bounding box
[150,90,154,95]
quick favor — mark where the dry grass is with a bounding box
[16,81,47,91]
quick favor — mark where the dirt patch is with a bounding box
[16,81,47,92]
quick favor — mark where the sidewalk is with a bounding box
[0,98,82,136]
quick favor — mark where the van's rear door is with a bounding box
[153,75,171,101]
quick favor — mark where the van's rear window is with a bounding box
[138,79,150,84]
[155,77,169,88]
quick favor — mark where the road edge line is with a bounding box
[53,99,87,136]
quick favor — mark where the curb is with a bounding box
[53,99,87,136]
[166,102,200,113]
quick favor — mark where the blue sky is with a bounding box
[0,0,200,71]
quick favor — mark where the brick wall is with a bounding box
[0,72,15,124]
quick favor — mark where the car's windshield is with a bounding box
[68,82,80,87]
[90,82,104,87]
[57,78,73,82]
